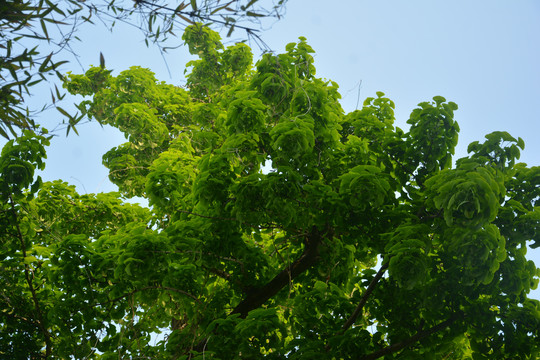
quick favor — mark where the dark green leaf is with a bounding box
[100,52,105,69]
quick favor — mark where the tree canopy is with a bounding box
[1,24,539,359]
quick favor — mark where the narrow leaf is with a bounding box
[226,24,235,37]
[56,106,71,118]
[246,11,264,17]
[245,0,258,9]
[0,126,9,139]
[100,52,105,69]
[40,19,50,41]
[38,52,53,73]
[211,0,235,15]
[176,2,189,11]
[177,13,195,24]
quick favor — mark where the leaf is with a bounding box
[54,84,65,101]
[177,13,195,25]
[190,0,197,11]
[175,2,189,12]
[38,53,53,72]
[211,1,235,15]
[32,245,51,257]
[67,124,79,136]
[56,106,71,118]
[246,11,264,17]
[244,0,258,9]
[433,95,446,104]
[40,19,50,41]
[44,0,66,16]
[517,137,525,150]
[313,280,327,292]
[226,24,235,37]
[100,52,105,69]
[0,126,9,139]
[24,256,38,264]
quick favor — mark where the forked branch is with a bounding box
[340,261,389,334]
[231,226,325,318]
[360,314,461,360]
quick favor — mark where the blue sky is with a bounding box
[4,1,540,297]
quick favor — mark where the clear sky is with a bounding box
[4,1,540,297]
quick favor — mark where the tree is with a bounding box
[0,0,287,138]
[1,24,539,359]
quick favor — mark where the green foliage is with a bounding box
[0,130,49,201]
[2,24,539,359]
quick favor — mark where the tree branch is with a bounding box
[189,226,328,355]
[360,314,460,360]
[340,261,389,334]
[9,195,52,357]
[230,226,325,318]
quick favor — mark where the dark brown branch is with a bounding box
[190,226,328,355]
[230,227,324,318]
[360,314,460,360]
[340,261,389,334]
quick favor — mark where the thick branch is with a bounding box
[340,261,389,334]
[190,227,327,355]
[230,227,324,318]
[360,314,459,360]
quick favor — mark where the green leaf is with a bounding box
[100,52,105,69]
[245,0,258,9]
[246,11,264,17]
[24,256,38,264]
[38,52,53,72]
[56,106,70,118]
[40,19,50,41]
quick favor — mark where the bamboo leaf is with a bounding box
[100,52,105,69]
[38,52,53,73]
[56,106,71,118]
[246,11,264,17]
[211,0,235,15]
[245,0,258,9]
[40,19,50,41]
[177,13,195,24]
